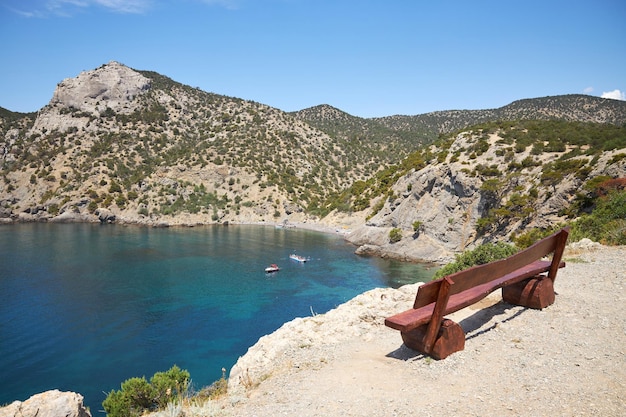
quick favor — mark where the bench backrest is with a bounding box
[413,228,569,309]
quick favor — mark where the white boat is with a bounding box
[289,254,307,263]
[265,264,280,273]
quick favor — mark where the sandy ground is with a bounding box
[212,244,625,417]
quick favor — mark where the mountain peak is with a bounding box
[49,61,151,115]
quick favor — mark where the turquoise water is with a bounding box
[0,223,435,411]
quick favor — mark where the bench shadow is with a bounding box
[385,301,526,361]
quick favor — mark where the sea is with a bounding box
[0,223,436,412]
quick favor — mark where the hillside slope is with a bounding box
[1,62,400,225]
[345,120,626,261]
[1,62,625,260]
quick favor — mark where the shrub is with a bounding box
[433,242,518,279]
[102,365,190,417]
[511,226,562,249]
[109,181,122,193]
[47,203,59,215]
[389,228,403,243]
[570,189,626,245]
[196,368,228,400]
[150,365,190,408]
[87,201,98,213]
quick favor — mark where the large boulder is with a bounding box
[95,208,116,224]
[0,390,91,417]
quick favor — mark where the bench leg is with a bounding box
[400,319,465,360]
[502,275,555,309]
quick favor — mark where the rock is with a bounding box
[569,238,601,251]
[50,211,94,223]
[17,212,38,222]
[50,61,150,115]
[0,205,12,218]
[95,208,116,223]
[0,390,91,417]
[283,201,303,215]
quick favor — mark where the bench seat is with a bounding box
[385,259,564,333]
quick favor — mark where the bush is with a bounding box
[433,242,518,279]
[389,228,403,243]
[571,189,626,245]
[150,365,190,408]
[102,365,190,417]
[511,226,562,249]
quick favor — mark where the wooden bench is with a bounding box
[385,228,569,359]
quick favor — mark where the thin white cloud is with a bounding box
[601,89,626,101]
[93,0,152,14]
[10,0,151,17]
[196,0,242,10]
[45,0,88,17]
[583,86,594,94]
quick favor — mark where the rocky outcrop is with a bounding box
[347,164,482,262]
[50,61,150,116]
[30,62,151,136]
[0,390,91,417]
[95,208,116,224]
[346,131,626,262]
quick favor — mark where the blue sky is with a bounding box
[1,0,624,117]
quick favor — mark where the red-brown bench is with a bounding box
[385,228,569,359]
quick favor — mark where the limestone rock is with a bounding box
[346,129,625,263]
[0,390,91,417]
[50,211,94,223]
[30,61,151,135]
[51,61,150,115]
[95,208,116,223]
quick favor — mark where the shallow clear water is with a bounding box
[0,223,435,411]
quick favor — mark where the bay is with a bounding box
[0,223,435,412]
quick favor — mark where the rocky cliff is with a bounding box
[345,126,626,262]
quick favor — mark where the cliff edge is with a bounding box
[222,242,625,416]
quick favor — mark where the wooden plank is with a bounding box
[385,305,434,331]
[445,237,556,295]
[414,228,566,306]
[423,277,453,353]
[548,227,569,282]
[443,260,558,315]
[413,279,442,309]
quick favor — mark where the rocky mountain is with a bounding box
[1,61,625,261]
[1,61,397,226]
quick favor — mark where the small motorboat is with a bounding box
[289,253,308,263]
[265,264,280,273]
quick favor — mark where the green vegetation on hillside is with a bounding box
[1,66,625,231]
[437,183,626,281]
